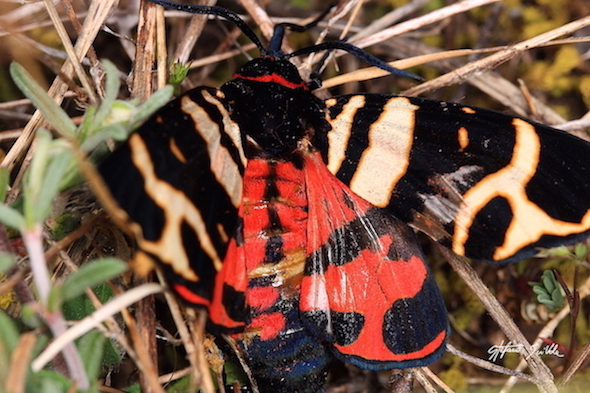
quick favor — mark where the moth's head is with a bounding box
[232,57,308,91]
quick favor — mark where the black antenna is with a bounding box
[287,41,422,81]
[267,6,334,54]
[147,0,421,81]
[146,0,266,54]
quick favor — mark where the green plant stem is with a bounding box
[24,225,50,302]
[23,225,89,390]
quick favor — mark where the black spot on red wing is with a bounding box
[219,283,247,328]
[382,213,428,262]
[332,311,365,346]
[234,216,245,246]
[383,275,447,356]
[306,208,420,275]
[301,309,330,337]
[463,196,512,262]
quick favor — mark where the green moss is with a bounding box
[440,367,468,391]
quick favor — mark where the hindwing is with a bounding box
[300,152,447,369]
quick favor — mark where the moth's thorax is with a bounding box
[220,57,331,159]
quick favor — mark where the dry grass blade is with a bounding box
[405,15,590,97]
[353,0,502,49]
[1,0,117,176]
[6,332,37,393]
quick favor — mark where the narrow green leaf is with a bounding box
[47,285,64,313]
[34,147,73,223]
[80,124,127,152]
[0,203,25,230]
[9,63,76,138]
[92,61,121,132]
[23,129,52,228]
[134,85,174,124]
[62,258,127,302]
[574,242,589,260]
[0,167,8,202]
[0,310,20,353]
[531,285,546,295]
[0,252,16,273]
[542,275,555,292]
[78,329,106,381]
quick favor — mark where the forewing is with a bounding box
[99,87,246,307]
[300,152,448,369]
[324,94,590,263]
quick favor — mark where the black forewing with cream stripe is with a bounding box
[324,93,590,264]
[99,87,246,306]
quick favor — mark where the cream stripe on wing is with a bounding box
[453,118,590,260]
[349,97,418,207]
[182,91,245,208]
[325,95,365,174]
[129,134,223,279]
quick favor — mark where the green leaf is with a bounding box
[48,212,81,240]
[542,274,555,292]
[0,310,20,353]
[62,283,114,321]
[78,330,106,381]
[0,252,16,273]
[0,167,8,202]
[574,242,589,260]
[61,258,127,302]
[47,285,64,313]
[9,62,76,138]
[27,370,72,393]
[134,85,174,124]
[0,203,25,230]
[36,147,73,218]
[23,132,76,228]
[92,61,120,130]
[529,270,566,313]
[80,124,128,152]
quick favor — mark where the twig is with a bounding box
[438,245,557,393]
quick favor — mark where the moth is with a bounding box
[99,1,590,391]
